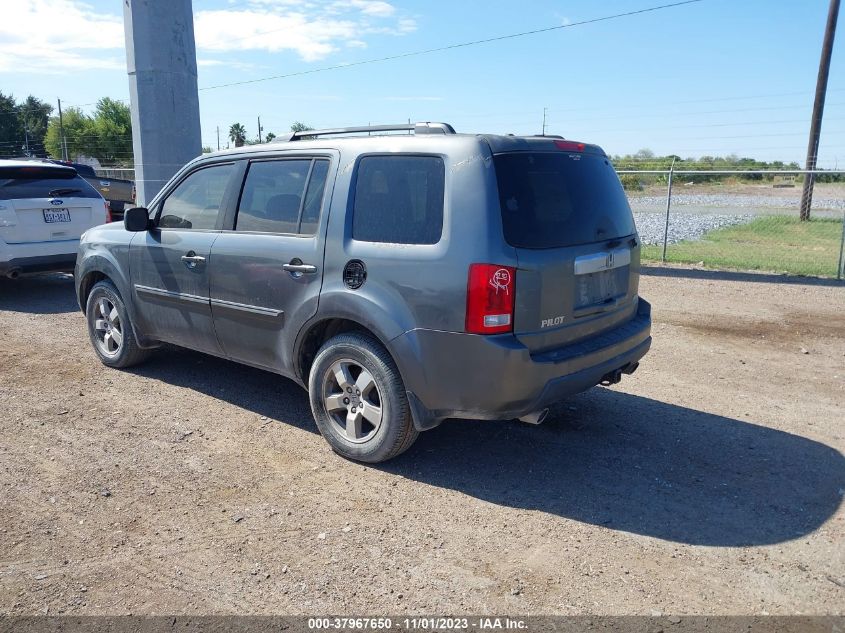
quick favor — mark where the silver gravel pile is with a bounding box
[633,211,754,245]
[629,193,845,211]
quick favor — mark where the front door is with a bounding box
[129,162,238,355]
[209,156,334,373]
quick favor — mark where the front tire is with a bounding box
[309,332,418,463]
[85,280,150,368]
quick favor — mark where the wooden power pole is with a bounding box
[800,0,840,221]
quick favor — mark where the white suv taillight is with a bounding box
[104,200,113,223]
[465,263,516,334]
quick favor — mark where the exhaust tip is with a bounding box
[519,408,549,425]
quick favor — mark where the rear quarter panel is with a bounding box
[318,136,518,343]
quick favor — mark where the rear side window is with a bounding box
[352,155,444,245]
[494,152,636,249]
[299,160,330,236]
[236,158,329,235]
[159,163,234,230]
[0,166,101,201]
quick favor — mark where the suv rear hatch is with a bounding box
[0,164,106,243]
[492,142,641,354]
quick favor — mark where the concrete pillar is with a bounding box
[124,0,202,206]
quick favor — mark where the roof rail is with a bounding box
[276,122,456,142]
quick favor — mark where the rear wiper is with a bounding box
[48,188,82,197]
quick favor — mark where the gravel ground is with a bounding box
[629,193,845,212]
[633,211,753,246]
[1,272,844,615]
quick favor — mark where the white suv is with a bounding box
[0,160,110,278]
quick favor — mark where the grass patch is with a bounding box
[641,216,844,277]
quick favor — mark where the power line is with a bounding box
[198,0,706,91]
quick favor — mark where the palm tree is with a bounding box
[228,123,247,148]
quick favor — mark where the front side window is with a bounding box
[352,155,445,245]
[236,159,330,234]
[159,163,234,230]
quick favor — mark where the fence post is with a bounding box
[838,210,845,281]
[661,158,676,263]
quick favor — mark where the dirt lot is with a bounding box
[1,270,843,615]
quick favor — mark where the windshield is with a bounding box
[494,152,636,249]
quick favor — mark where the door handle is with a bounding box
[181,252,206,269]
[283,262,318,275]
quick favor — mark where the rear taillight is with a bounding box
[465,263,516,334]
[554,140,585,152]
[104,200,112,223]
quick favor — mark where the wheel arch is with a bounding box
[295,315,395,385]
[75,254,157,349]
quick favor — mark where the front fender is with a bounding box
[75,239,157,349]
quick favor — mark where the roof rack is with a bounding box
[276,122,456,142]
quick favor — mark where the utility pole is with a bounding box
[23,126,30,156]
[257,116,263,143]
[800,0,840,221]
[124,0,202,205]
[542,107,547,136]
[57,98,68,161]
[216,126,220,150]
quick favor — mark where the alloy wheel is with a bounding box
[323,359,383,443]
[92,296,123,356]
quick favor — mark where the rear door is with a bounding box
[493,148,641,353]
[129,161,237,355]
[209,154,335,372]
[0,165,106,244]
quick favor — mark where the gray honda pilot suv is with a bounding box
[76,122,651,463]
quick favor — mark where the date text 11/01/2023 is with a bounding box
[307,617,528,630]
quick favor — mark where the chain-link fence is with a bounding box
[621,169,845,279]
[89,166,845,279]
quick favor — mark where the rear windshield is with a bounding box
[494,152,636,249]
[0,166,101,201]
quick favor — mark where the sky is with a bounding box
[1,0,843,165]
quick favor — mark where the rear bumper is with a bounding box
[390,299,652,430]
[0,240,79,276]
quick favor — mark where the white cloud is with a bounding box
[335,1,396,18]
[0,0,124,73]
[0,0,415,74]
[194,1,414,61]
[197,59,263,71]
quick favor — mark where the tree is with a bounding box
[229,123,247,147]
[18,96,53,157]
[45,107,94,161]
[264,132,276,142]
[0,92,22,158]
[0,92,53,158]
[88,98,132,165]
[290,121,315,140]
[44,98,133,165]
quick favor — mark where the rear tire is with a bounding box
[85,280,150,368]
[309,332,418,463]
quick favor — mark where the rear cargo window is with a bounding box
[494,152,635,249]
[0,167,101,201]
[352,155,444,245]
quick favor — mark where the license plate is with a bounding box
[43,208,71,223]
[575,266,628,309]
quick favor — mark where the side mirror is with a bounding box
[124,206,150,232]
